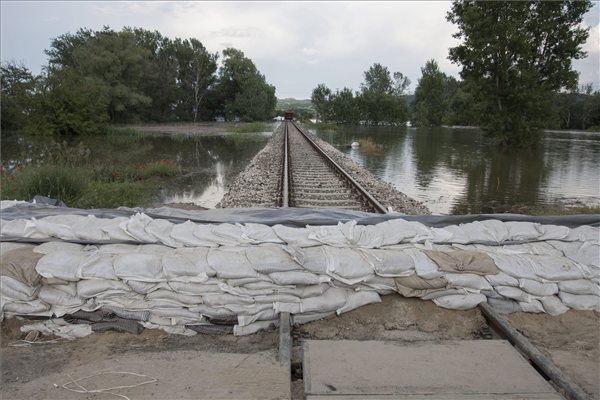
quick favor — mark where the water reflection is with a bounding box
[315,126,600,214]
[1,131,270,208]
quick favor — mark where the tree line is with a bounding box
[311,0,598,147]
[1,27,276,135]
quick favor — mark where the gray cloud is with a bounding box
[2,1,598,98]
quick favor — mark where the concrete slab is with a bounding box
[303,340,562,399]
[2,349,290,400]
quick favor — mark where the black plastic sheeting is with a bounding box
[2,201,599,228]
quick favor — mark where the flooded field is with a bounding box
[0,124,273,208]
[313,126,600,214]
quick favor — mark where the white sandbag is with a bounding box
[432,293,486,310]
[500,242,563,258]
[237,309,278,326]
[241,223,283,244]
[549,240,600,268]
[234,319,278,336]
[300,287,348,314]
[212,223,251,246]
[495,286,532,303]
[33,242,84,254]
[77,279,130,298]
[362,276,398,292]
[488,254,540,281]
[558,292,600,311]
[51,282,78,297]
[518,279,558,297]
[475,219,511,242]
[203,293,254,307]
[97,217,132,242]
[527,255,585,281]
[170,221,217,247]
[207,248,258,279]
[519,299,545,313]
[225,302,272,315]
[79,252,117,280]
[30,216,80,240]
[255,293,301,303]
[168,281,220,295]
[445,273,493,291]
[269,271,329,286]
[323,247,373,285]
[336,291,381,314]
[538,224,570,241]
[114,253,164,282]
[189,304,236,318]
[339,220,367,246]
[1,219,31,238]
[21,319,92,340]
[564,225,599,242]
[244,246,302,274]
[162,251,210,282]
[485,272,519,287]
[141,321,196,336]
[146,289,203,305]
[307,224,348,246]
[3,299,50,314]
[227,276,272,286]
[377,219,432,245]
[36,251,85,281]
[353,224,385,248]
[421,288,467,300]
[539,296,570,316]
[290,247,328,274]
[407,249,443,279]
[0,276,39,301]
[361,249,414,277]
[272,225,321,247]
[505,221,543,241]
[146,219,179,247]
[71,215,110,241]
[487,298,522,314]
[38,286,84,307]
[281,284,329,299]
[125,280,166,294]
[558,279,600,296]
[121,213,158,243]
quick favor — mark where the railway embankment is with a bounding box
[218,122,429,214]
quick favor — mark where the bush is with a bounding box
[75,181,157,208]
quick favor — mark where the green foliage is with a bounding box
[412,60,448,127]
[75,181,157,209]
[1,165,88,205]
[311,84,333,121]
[553,85,600,130]
[447,0,592,147]
[216,48,276,121]
[1,61,37,131]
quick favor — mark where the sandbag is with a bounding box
[445,273,492,291]
[336,290,381,314]
[432,293,486,310]
[558,279,600,296]
[361,249,414,277]
[424,250,499,275]
[558,292,600,311]
[207,248,258,279]
[1,247,44,286]
[114,253,164,282]
[518,279,558,297]
[36,251,86,281]
[539,295,570,316]
[244,246,302,274]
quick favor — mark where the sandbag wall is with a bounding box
[1,213,599,336]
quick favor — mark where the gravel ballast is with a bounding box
[218,123,430,215]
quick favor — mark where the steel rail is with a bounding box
[281,122,290,208]
[289,121,387,214]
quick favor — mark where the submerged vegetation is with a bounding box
[0,139,179,208]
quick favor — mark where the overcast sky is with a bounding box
[2,1,598,99]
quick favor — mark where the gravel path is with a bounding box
[218,123,430,215]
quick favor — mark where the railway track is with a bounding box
[280,121,387,213]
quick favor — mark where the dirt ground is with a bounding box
[2,295,598,399]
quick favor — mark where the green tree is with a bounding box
[311,84,333,121]
[447,0,592,147]
[358,63,409,125]
[1,61,37,130]
[331,88,359,124]
[215,48,275,121]
[412,60,447,127]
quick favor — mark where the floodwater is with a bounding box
[0,128,272,209]
[313,126,600,214]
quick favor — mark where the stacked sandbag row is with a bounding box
[2,214,596,249]
[2,233,598,337]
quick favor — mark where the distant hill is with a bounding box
[276,98,315,118]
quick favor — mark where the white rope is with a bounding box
[60,371,158,400]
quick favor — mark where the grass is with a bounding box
[1,159,179,209]
[525,205,600,216]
